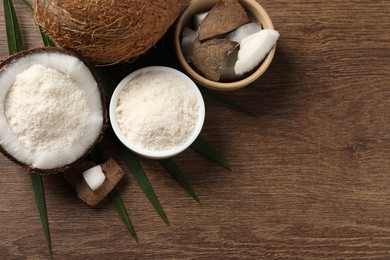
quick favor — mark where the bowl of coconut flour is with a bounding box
[109,66,205,159]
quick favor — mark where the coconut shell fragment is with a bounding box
[34,0,183,64]
[191,38,239,81]
[64,158,125,207]
[198,0,249,41]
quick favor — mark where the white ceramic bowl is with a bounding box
[109,66,205,159]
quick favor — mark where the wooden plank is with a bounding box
[0,0,389,259]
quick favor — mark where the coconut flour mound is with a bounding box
[116,70,199,151]
[4,64,89,152]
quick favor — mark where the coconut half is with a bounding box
[0,47,107,174]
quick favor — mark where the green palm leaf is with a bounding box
[21,0,32,10]
[4,0,52,256]
[120,146,169,225]
[39,28,56,47]
[159,159,200,203]
[191,136,232,170]
[200,88,257,118]
[4,0,23,54]
[89,66,171,225]
[108,188,138,241]
[30,172,52,257]
[20,0,136,239]
[89,146,138,239]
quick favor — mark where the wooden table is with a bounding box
[1,0,389,259]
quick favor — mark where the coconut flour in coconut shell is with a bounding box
[0,47,107,174]
[4,64,89,152]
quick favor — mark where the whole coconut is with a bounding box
[34,0,183,64]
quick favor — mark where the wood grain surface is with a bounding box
[0,0,389,259]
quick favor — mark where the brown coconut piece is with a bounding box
[191,38,239,81]
[34,0,183,64]
[64,158,125,207]
[198,0,249,41]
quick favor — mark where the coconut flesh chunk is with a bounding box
[0,48,105,173]
[226,23,262,43]
[234,29,280,75]
[181,27,198,62]
[82,165,106,191]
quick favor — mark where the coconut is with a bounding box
[191,39,239,81]
[64,158,125,206]
[34,0,183,64]
[0,47,107,174]
[197,0,249,41]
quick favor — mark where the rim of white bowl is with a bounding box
[109,66,205,159]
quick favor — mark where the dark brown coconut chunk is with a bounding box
[191,38,239,81]
[0,47,107,174]
[198,0,249,41]
[64,158,125,207]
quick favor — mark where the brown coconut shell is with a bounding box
[64,158,125,207]
[0,47,108,175]
[34,0,183,64]
[191,38,239,81]
[198,0,249,41]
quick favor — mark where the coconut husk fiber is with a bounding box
[34,0,183,64]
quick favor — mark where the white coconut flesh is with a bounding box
[0,52,104,170]
[82,165,106,191]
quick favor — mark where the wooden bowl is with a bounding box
[174,0,276,91]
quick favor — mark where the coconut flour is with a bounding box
[116,70,199,151]
[4,64,89,152]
